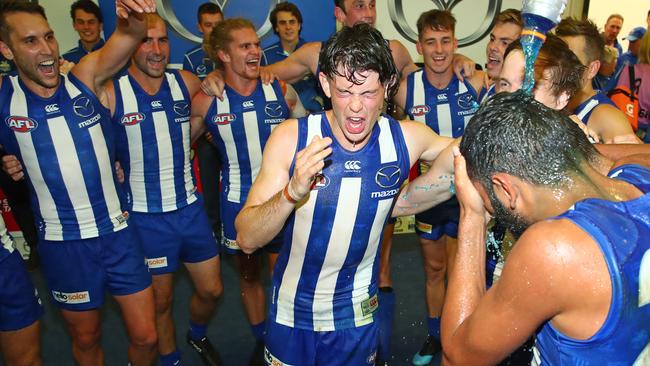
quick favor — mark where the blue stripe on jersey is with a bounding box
[535,194,650,365]
[0,74,126,241]
[204,79,289,204]
[404,69,480,138]
[270,113,410,331]
[574,92,617,124]
[112,70,196,213]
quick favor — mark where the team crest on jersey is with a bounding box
[311,172,330,190]
[375,165,401,188]
[265,102,284,118]
[410,105,430,117]
[173,102,190,116]
[212,113,236,125]
[5,116,38,132]
[196,64,207,75]
[72,96,95,118]
[457,93,477,110]
[121,112,146,126]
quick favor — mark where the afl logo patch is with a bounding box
[212,113,236,125]
[410,105,430,117]
[121,113,146,126]
[6,116,38,132]
[311,173,330,190]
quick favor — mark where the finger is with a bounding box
[119,0,144,13]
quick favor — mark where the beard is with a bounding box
[488,187,531,240]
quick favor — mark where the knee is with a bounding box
[72,327,102,352]
[197,279,223,302]
[130,326,158,350]
[424,260,446,281]
[153,291,173,315]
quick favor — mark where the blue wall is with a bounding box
[98,0,336,65]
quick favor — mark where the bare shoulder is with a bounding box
[190,91,215,118]
[178,69,201,96]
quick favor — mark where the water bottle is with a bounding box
[520,0,567,93]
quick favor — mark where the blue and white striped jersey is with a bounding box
[204,79,289,204]
[574,92,617,124]
[270,113,410,331]
[534,194,650,365]
[0,216,14,263]
[182,45,215,80]
[0,74,127,241]
[112,70,196,213]
[405,70,480,138]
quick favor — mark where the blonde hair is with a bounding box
[207,18,255,69]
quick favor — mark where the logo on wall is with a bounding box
[387,0,502,46]
[157,0,283,43]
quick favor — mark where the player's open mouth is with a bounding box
[346,116,365,134]
[38,59,56,75]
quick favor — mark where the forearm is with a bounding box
[235,187,295,253]
[441,211,487,363]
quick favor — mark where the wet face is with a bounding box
[485,22,521,79]
[603,17,623,43]
[498,50,566,110]
[474,181,532,239]
[198,12,223,42]
[336,0,376,27]
[275,11,300,45]
[220,27,261,80]
[417,27,457,75]
[0,12,60,90]
[132,19,169,78]
[72,9,101,46]
[320,67,385,148]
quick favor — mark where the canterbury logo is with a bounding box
[344,160,361,170]
[243,101,254,108]
[45,104,59,113]
[151,100,162,108]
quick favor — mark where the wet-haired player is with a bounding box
[234,23,457,365]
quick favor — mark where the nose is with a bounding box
[38,38,54,55]
[151,41,161,54]
[349,94,362,112]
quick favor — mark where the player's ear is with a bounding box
[491,173,519,210]
[319,72,332,98]
[0,41,14,61]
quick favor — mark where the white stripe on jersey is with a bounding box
[119,75,148,211]
[412,71,426,123]
[276,189,320,328]
[152,110,177,211]
[216,94,242,203]
[377,117,397,163]
[352,198,392,327]
[577,99,599,121]
[437,103,453,137]
[312,177,362,330]
[88,122,124,232]
[243,110,263,185]
[63,74,82,99]
[49,116,99,238]
[9,76,63,240]
[261,83,278,102]
[307,114,323,143]
[166,72,196,207]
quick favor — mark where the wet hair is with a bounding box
[270,2,302,36]
[208,18,256,69]
[70,0,102,23]
[416,9,456,37]
[319,23,399,101]
[460,91,590,192]
[495,8,522,28]
[197,2,223,24]
[334,0,345,12]
[639,32,650,64]
[606,13,624,24]
[555,18,604,64]
[504,34,586,99]
[0,1,47,43]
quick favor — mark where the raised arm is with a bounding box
[72,0,155,94]
[388,39,418,78]
[263,42,320,84]
[235,120,332,253]
[391,121,456,217]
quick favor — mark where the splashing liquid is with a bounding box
[520,13,556,94]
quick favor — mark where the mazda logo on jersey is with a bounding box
[213,113,236,125]
[121,113,146,126]
[457,93,477,110]
[388,0,501,46]
[410,105,430,117]
[375,165,401,188]
[6,116,38,133]
[72,97,95,118]
[265,102,283,118]
[173,102,190,116]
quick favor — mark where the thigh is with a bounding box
[0,251,42,331]
[179,200,219,264]
[316,323,379,366]
[185,255,222,296]
[265,320,316,365]
[219,199,243,254]
[0,320,40,365]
